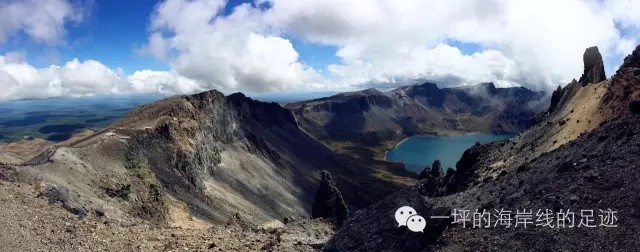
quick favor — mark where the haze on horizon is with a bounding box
[1,0,639,101]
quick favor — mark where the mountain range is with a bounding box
[1,41,638,251]
[287,82,545,145]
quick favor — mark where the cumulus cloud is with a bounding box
[140,0,323,93]
[138,0,640,93]
[0,55,197,100]
[2,0,640,101]
[261,0,639,90]
[0,0,85,44]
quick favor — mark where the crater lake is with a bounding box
[386,133,515,173]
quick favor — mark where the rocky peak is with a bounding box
[578,46,606,86]
[418,160,443,180]
[417,160,451,197]
[311,170,349,228]
[416,82,439,89]
[226,92,297,127]
[619,44,640,70]
[479,82,498,94]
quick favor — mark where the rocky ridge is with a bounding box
[2,89,410,233]
[286,82,546,146]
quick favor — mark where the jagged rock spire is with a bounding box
[548,85,564,113]
[312,170,349,227]
[578,46,606,86]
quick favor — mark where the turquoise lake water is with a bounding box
[386,133,515,173]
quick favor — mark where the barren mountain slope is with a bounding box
[0,171,334,252]
[286,83,545,145]
[6,90,410,230]
[442,46,640,186]
[326,45,640,251]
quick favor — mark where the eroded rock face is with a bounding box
[311,170,349,227]
[326,110,640,252]
[578,46,606,86]
[417,160,454,197]
[116,90,404,226]
[601,44,640,118]
[620,44,640,70]
[548,85,565,113]
[287,82,546,146]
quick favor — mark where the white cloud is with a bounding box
[138,0,640,94]
[2,0,640,101]
[0,55,195,101]
[126,70,203,94]
[260,0,639,90]
[0,0,84,44]
[140,0,323,93]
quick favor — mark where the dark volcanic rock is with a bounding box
[327,114,640,251]
[619,44,640,70]
[548,85,565,113]
[312,171,349,227]
[417,160,449,197]
[116,90,404,225]
[630,100,640,114]
[287,82,546,146]
[578,46,606,86]
[327,43,640,251]
[404,82,447,107]
[601,44,640,118]
[418,160,443,180]
[444,142,489,194]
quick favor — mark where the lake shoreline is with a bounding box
[383,131,486,162]
[384,132,516,173]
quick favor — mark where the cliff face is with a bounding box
[8,89,408,229]
[326,45,640,251]
[113,90,406,225]
[286,82,545,146]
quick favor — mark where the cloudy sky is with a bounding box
[0,0,639,101]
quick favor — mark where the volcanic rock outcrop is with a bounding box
[578,46,606,86]
[311,170,349,227]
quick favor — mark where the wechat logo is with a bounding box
[394,206,426,232]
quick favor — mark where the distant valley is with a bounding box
[0,95,162,142]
